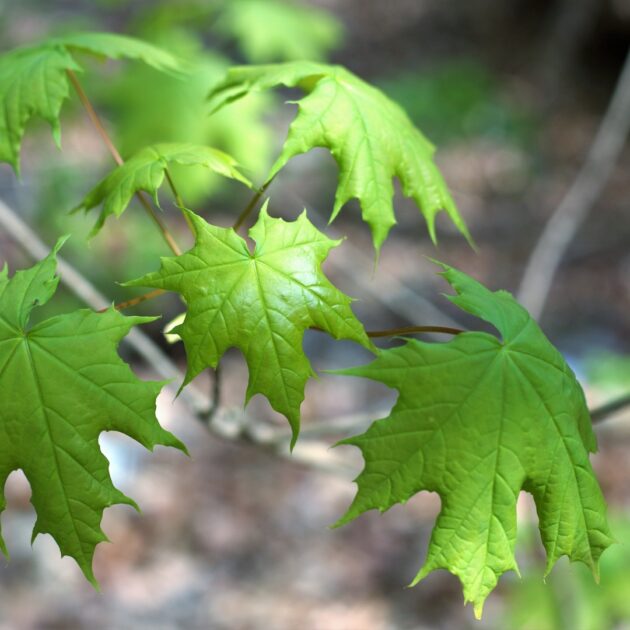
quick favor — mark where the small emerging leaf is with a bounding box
[334,263,613,617]
[125,204,374,446]
[0,32,183,172]
[208,62,470,254]
[73,142,252,235]
[0,240,186,584]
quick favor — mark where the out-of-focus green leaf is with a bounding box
[0,32,183,172]
[216,0,342,63]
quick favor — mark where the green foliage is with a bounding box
[505,518,630,630]
[126,204,374,446]
[378,61,536,146]
[334,264,613,617]
[94,30,274,205]
[73,142,252,235]
[0,32,182,172]
[208,62,470,253]
[0,241,185,584]
[216,0,343,63]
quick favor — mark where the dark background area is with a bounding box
[0,1,629,628]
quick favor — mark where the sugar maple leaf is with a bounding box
[72,142,252,235]
[0,240,186,584]
[334,263,613,617]
[125,204,374,446]
[0,32,183,172]
[207,62,470,254]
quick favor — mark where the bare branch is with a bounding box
[518,49,630,319]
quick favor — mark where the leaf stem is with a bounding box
[233,179,271,231]
[104,289,166,313]
[164,167,196,233]
[66,69,182,256]
[366,325,463,338]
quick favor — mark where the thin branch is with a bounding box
[591,393,630,424]
[518,48,630,319]
[67,69,182,256]
[233,180,271,231]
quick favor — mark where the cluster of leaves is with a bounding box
[0,28,613,619]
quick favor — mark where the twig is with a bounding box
[103,288,167,313]
[233,180,271,231]
[518,49,630,320]
[164,167,196,233]
[591,393,630,424]
[0,198,353,476]
[67,69,182,256]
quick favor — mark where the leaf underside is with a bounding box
[0,32,182,172]
[0,241,185,584]
[125,204,374,446]
[73,142,252,235]
[334,263,613,617]
[207,62,470,254]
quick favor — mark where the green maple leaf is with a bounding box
[215,0,342,63]
[334,263,613,617]
[72,142,252,235]
[0,240,186,584]
[0,31,183,172]
[207,62,470,254]
[125,204,374,446]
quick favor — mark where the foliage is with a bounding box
[0,32,182,172]
[208,62,471,253]
[0,241,185,584]
[0,24,615,619]
[215,0,343,63]
[334,264,612,617]
[126,204,374,446]
[73,142,252,235]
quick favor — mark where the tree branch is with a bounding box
[518,49,630,320]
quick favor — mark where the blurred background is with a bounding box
[0,0,630,628]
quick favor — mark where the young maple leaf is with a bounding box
[72,142,252,236]
[333,263,613,618]
[125,204,374,447]
[0,32,183,172]
[0,239,186,585]
[207,61,471,254]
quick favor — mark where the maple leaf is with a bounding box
[125,204,374,446]
[333,263,613,618]
[0,240,186,584]
[72,142,252,235]
[216,0,342,63]
[0,32,183,172]
[207,62,470,254]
